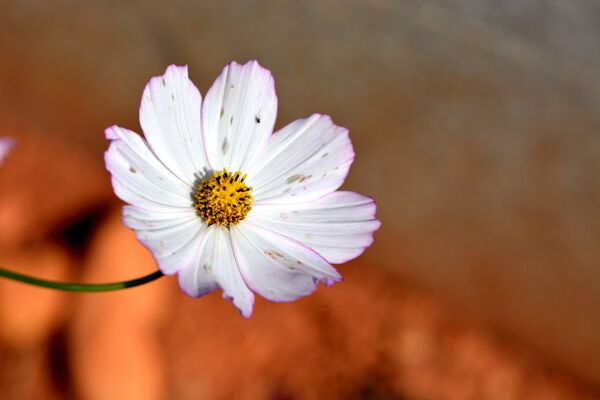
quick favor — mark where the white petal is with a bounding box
[248,114,354,204]
[105,126,194,212]
[202,60,277,172]
[123,205,205,275]
[248,191,380,264]
[178,225,254,317]
[0,137,14,164]
[230,221,342,302]
[140,65,208,185]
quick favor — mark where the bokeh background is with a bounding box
[0,1,599,399]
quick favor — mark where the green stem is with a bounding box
[0,268,164,292]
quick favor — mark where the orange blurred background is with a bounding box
[0,1,599,399]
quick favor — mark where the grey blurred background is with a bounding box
[0,0,599,391]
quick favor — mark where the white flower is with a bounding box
[105,61,380,317]
[0,137,14,165]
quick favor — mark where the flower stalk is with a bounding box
[0,268,163,292]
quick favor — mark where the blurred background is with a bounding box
[0,0,599,399]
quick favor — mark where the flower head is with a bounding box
[105,61,380,317]
[0,137,14,165]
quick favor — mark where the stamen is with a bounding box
[194,168,253,227]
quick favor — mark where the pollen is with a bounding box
[194,168,253,227]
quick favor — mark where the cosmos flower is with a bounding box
[0,137,14,165]
[105,61,380,317]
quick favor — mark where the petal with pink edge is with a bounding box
[0,137,14,164]
[178,224,254,317]
[230,221,341,302]
[248,191,380,264]
[248,114,354,204]
[202,60,277,172]
[140,65,208,185]
[105,125,193,211]
[123,205,205,275]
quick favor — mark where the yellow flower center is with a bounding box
[194,169,253,227]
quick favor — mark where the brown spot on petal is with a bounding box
[286,174,307,184]
[264,250,283,259]
[221,138,229,155]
